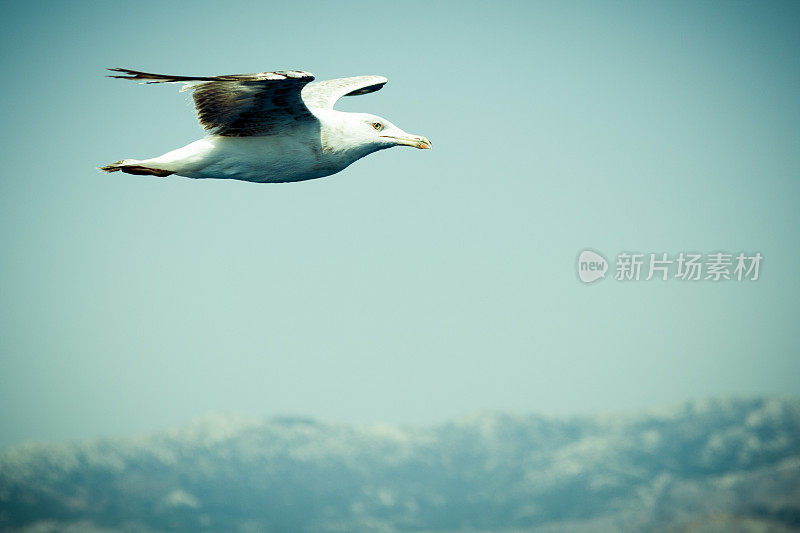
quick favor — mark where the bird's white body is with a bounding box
[101,68,431,183]
[136,110,378,183]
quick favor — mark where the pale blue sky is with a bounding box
[1,1,798,449]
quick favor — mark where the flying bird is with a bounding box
[100,68,432,183]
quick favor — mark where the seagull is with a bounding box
[100,68,432,183]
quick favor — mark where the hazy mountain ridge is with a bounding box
[1,398,799,532]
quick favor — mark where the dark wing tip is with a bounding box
[344,80,388,97]
[106,67,148,79]
[105,68,217,84]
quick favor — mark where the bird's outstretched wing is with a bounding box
[108,68,317,136]
[301,76,388,110]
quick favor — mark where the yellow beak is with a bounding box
[382,135,433,149]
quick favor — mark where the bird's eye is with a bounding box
[372,122,383,131]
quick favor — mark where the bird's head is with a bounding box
[345,113,432,152]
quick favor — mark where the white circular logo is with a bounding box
[577,250,608,283]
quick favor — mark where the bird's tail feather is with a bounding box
[99,160,174,177]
